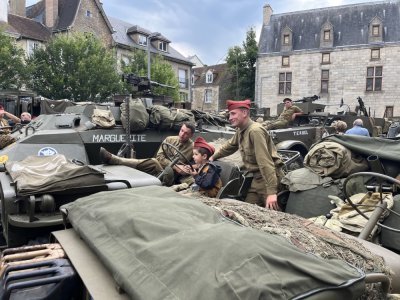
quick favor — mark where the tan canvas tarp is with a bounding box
[5,155,105,196]
[304,141,368,178]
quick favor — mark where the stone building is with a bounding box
[1,0,193,103]
[256,1,400,118]
[109,17,193,106]
[191,64,231,112]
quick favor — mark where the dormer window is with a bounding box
[281,26,293,51]
[138,35,147,46]
[159,41,167,52]
[283,34,290,45]
[206,70,213,83]
[369,17,383,43]
[320,22,334,48]
[323,30,331,41]
[372,25,380,36]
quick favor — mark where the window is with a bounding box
[371,49,380,60]
[321,70,329,93]
[384,106,393,118]
[139,35,147,46]
[323,30,331,41]
[121,55,130,66]
[27,40,39,57]
[372,25,380,36]
[282,56,290,67]
[322,53,330,64]
[278,72,292,95]
[86,10,92,17]
[206,70,213,83]
[158,41,167,52]
[179,69,188,89]
[191,75,195,85]
[205,89,213,103]
[366,66,382,91]
[283,34,290,45]
[180,92,188,102]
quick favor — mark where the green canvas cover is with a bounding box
[5,155,105,196]
[62,186,365,300]
[324,135,400,162]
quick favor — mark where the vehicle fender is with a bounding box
[275,140,308,157]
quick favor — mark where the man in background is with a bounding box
[263,98,303,130]
[345,119,370,137]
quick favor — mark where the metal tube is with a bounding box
[358,201,387,240]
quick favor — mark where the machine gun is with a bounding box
[357,96,369,117]
[293,95,320,103]
[117,74,152,159]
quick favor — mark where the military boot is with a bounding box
[99,147,121,165]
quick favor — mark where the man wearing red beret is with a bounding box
[210,99,284,210]
[263,98,303,130]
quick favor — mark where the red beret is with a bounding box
[226,99,251,111]
[194,137,215,155]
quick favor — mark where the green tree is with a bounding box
[0,30,28,89]
[226,27,258,101]
[27,33,123,101]
[122,50,179,102]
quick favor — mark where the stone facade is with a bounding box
[72,0,113,47]
[191,64,231,113]
[257,1,400,118]
[110,18,193,104]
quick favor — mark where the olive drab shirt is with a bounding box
[278,105,302,122]
[213,120,283,195]
[156,135,193,169]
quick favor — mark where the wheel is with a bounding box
[161,142,193,171]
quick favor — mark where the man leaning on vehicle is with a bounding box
[210,99,285,211]
[262,98,303,130]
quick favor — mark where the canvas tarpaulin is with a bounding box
[304,141,368,178]
[5,154,105,196]
[62,186,365,300]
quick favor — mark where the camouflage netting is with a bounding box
[191,196,392,300]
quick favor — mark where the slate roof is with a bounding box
[193,64,229,87]
[109,17,192,65]
[26,0,113,33]
[6,14,51,41]
[259,0,400,54]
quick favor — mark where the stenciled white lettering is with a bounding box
[293,130,309,136]
[92,134,147,143]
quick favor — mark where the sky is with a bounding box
[26,0,378,65]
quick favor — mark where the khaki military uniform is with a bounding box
[156,135,193,168]
[213,120,284,206]
[111,136,193,185]
[264,105,302,130]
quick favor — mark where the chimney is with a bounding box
[9,0,26,17]
[263,4,273,26]
[45,0,58,28]
[0,0,8,22]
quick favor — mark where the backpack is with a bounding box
[120,98,149,132]
[149,105,195,131]
[91,107,116,128]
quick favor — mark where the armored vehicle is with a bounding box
[265,95,390,156]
